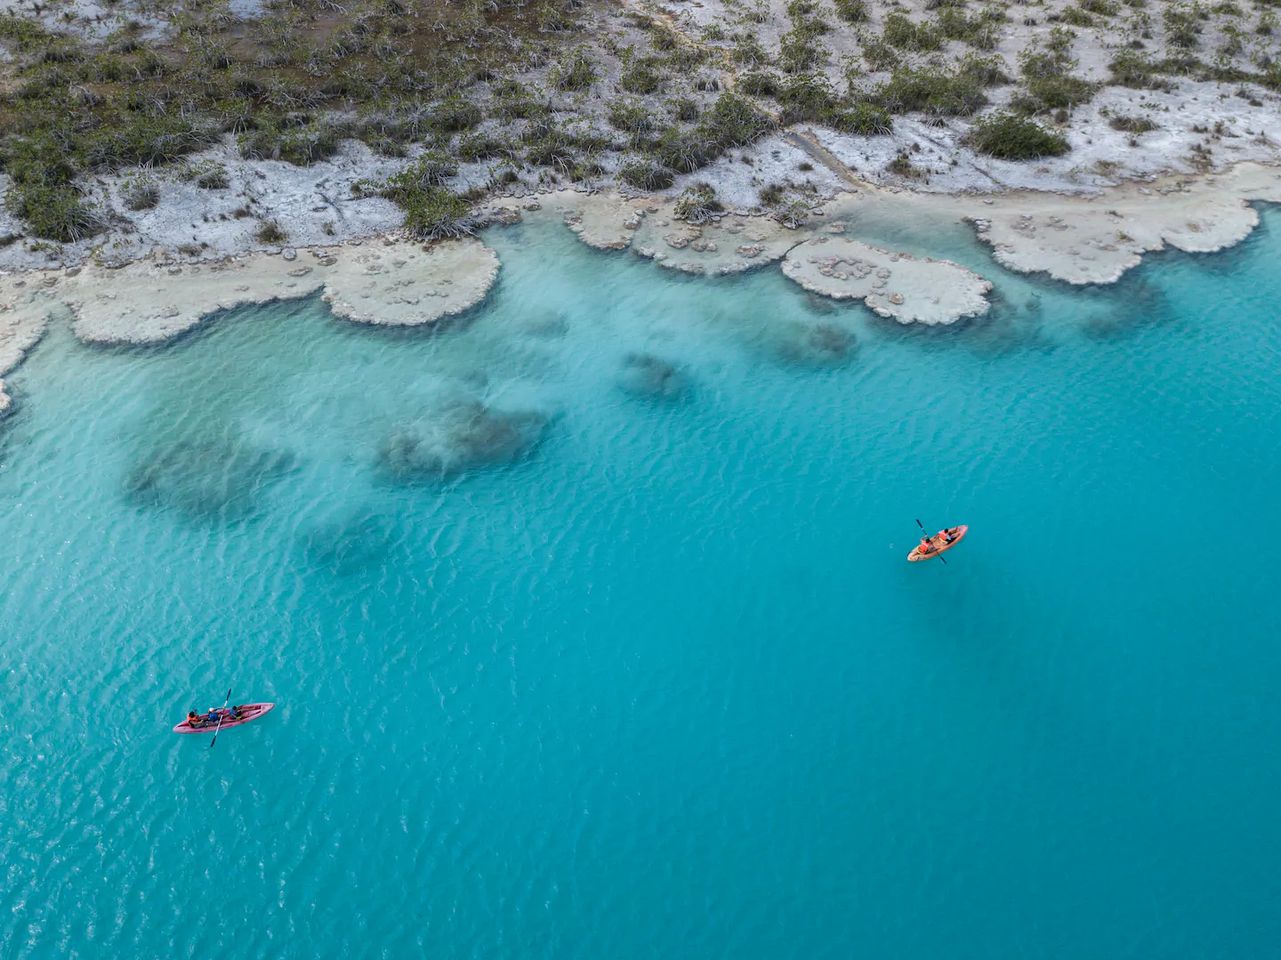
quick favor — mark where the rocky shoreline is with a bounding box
[1,162,1279,415]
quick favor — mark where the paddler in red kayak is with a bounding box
[187,705,244,728]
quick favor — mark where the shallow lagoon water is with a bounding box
[1,210,1280,959]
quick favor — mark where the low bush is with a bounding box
[238,120,342,165]
[621,58,663,94]
[967,111,1070,159]
[882,12,944,51]
[6,180,104,242]
[254,219,288,244]
[122,178,160,211]
[739,71,783,96]
[778,27,827,73]
[877,66,988,116]
[554,47,597,91]
[386,182,481,240]
[1109,49,1168,87]
[608,100,657,135]
[672,183,723,223]
[1107,113,1159,132]
[827,101,894,135]
[776,74,838,124]
[619,159,675,189]
[431,97,483,134]
[835,0,869,22]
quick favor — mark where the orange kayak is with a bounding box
[908,524,968,562]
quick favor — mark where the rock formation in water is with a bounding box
[377,401,550,481]
[126,432,297,520]
[772,321,856,368]
[617,353,691,402]
[302,511,396,575]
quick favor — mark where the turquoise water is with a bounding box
[2,208,1280,959]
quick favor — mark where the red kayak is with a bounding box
[173,702,275,735]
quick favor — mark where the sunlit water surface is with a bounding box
[2,211,1280,959]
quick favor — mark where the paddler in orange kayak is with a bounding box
[909,522,968,562]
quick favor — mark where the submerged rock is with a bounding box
[772,321,856,368]
[125,431,297,520]
[523,308,570,339]
[302,510,395,575]
[617,352,691,402]
[377,401,550,481]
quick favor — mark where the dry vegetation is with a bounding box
[0,0,1278,247]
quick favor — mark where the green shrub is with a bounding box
[431,97,483,133]
[621,58,663,94]
[835,0,869,23]
[731,34,769,66]
[457,133,511,161]
[967,112,1070,159]
[6,180,103,243]
[860,37,900,72]
[827,101,894,134]
[608,100,657,134]
[936,7,1001,47]
[653,128,711,173]
[238,121,342,166]
[673,183,723,223]
[1019,73,1096,110]
[959,53,1011,86]
[670,97,701,122]
[493,95,551,121]
[877,66,988,115]
[255,219,288,244]
[1109,49,1167,86]
[777,74,838,123]
[79,113,216,170]
[522,124,580,171]
[619,160,675,190]
[778,28,826,73]
[554,47,597,91]
[1107,113,1158,132]
[882,12,944,51]
[1060,7,1096,26]
[393,152,459,188]
[122,178,160,211]
[386,183,480,240]
[1164,4,1202,47]
[739,71,783,96]
[699,92,773,149]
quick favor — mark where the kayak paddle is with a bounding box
[209,687,233,750]
[915,518,947,565]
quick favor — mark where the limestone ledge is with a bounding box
[0,238,499,402]
[0,290,58,416]
[827,162,1281,287]
[781,238,992,325]
[3,165,1280,402]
